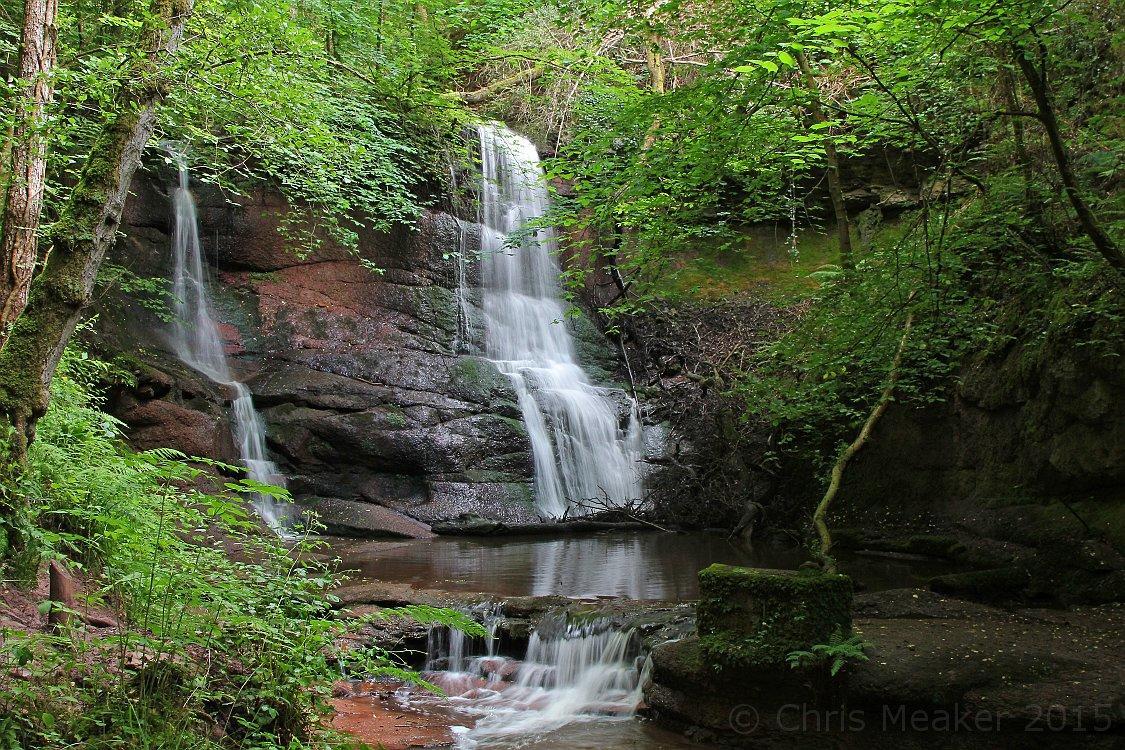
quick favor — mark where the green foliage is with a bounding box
[0,351,474,749]
[734,213,987,471]
[97,265,175,322]
[786,627,870,677]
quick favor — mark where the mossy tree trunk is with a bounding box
[457,65,546,104]
[0,0,58,350]
[1012,41,1124,278]
[0,0,193,569]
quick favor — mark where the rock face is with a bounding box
[839,343,1125,512]
[833,331,1125,602]
[97,166,645,531]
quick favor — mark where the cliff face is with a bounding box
[837,331,1125,547]
[100,168,633,535]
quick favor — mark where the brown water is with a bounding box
[330,530,955,600]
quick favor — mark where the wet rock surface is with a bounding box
[330,680,460,750]
[99,169,649,527]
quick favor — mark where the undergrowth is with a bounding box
[0,350,482,749]
[734,179,1123,477]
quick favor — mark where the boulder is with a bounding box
[300,497,433,538]
[645,588,1125,746]
[117,398,232,460]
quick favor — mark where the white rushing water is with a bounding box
[419,610,647,748]
[168,155,294,533]
[476,124,644,518]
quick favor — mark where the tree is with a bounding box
[0,0,193,565]
[1012,40,1123,277]
[794,49,854,272]
[0,0,58,348]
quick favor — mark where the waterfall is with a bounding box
[453,217,475,353]
[420,610,646,746]
[168,155,294,533]
[476,124,643,518]
[425,602,505,673]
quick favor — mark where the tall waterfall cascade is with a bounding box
[168,156,294,533]
[476,124,644,517]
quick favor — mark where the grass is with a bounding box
[651,224,842,303]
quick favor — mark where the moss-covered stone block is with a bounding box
[697,564,852,670]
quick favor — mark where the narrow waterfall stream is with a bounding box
[168,156,294,532]
[477,124,644,517]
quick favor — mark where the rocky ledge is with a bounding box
[645,588,1125,747]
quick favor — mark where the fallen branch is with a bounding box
[450,65,546,104]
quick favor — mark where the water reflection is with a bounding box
[329,531,951,600]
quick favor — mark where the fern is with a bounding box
[786,627,871,676]
[2,347,479,748]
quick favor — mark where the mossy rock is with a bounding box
[697,564,852,670]
[832,529,965,559]
[827,527,870,550]
[566,307,620,381]
[928,567,1030,602]
[448,356,512,403]
[905,534,966,558]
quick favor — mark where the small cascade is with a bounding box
[425,602,505,673]
[417,608,646,747]
[167,153,295,533]
[475,123,644,518]
[452,217,475,353]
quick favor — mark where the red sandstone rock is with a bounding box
[330,682,465,750]
[120,399,227,459]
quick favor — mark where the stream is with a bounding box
[330,530,959,749]
[331,530,956,599]
[314,125,963,747]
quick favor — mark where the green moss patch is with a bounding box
[830,528,966,559]
[697,564,852,670]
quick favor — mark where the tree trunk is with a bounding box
[640,33,665,150]
[645,36,666,96]
[997,63,1040,219]
[47,559,75,630]
[813,298,915,572]
[0,0,192,459]
[1012,44,1124,277]
[794,51,854,272]
[0,0,59,350]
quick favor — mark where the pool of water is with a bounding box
[328,530,955,600]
